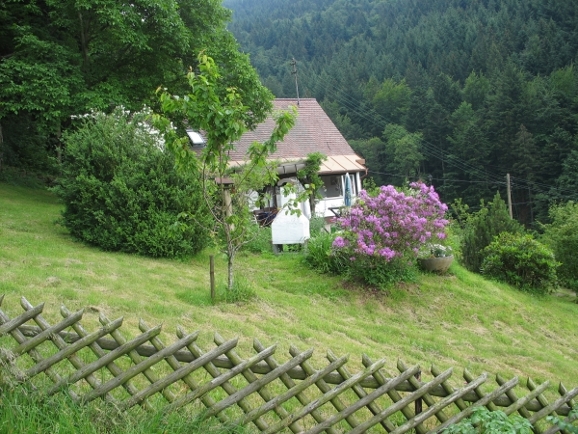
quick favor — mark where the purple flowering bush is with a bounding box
[332,182,449,287]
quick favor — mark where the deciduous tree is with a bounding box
[155,54,297,291]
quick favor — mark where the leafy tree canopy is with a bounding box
[0,0,270,169]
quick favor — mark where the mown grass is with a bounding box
[0,384,248,434]
[1,182,578,404]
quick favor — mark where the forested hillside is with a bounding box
[224,0,578,224]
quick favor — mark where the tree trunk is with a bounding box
[223,187,235,291]
[0,121,3,171]
[227,252,234,292]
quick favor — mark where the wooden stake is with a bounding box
[210,255,215,302]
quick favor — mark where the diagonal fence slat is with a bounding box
[395,372,499,434]
[175,327,270,430]
[165,343,278,415]
[236,349,349,429]
[24,317,123,379]
[398,359,450,426]
[60,305,154,412]
[464,367,499,412]
[215,332,306,432]
[132,320,238,422]
[429,375,517,434]
[348,366,455,434]
[304,364,421,434]
[120,336,239,411]
[0,308,83,364]
[0,296,576,434]
[497,373,537,423]
[432,364,468,413]
[504,380,550,418]
[543,410,578,434]
[290,344,363,431]
[0,302,44,337]
[205,347,315,419]
[99,313,178,405]
[363,354,424,434]
[20,297,122,404]
[264,357,388,434]
[252,338,326,434]
[0,300,75,397]
[529,387,578,425]
[81,328,199,403]
[559,383,576,410]
[46,324,162,397]
[327,349,395,433]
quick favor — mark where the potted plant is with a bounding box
[417,243,454,273]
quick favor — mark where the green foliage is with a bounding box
[0,0,270,173]
[305,203,424,288]
[382,124,424,180]
[0,384,248,433]
[155,54,298,291]
[54,107,210,258]
[0,166,51,189]
[345,256,418,289]
[461,193,524,273]
[303,231,348,274]
[220,275,257,304]
[309,216,327,236]
[541,201,578,289]
[372,78,412,125]
[547,408,578,433]
[481,233,559,293]
[242,224,273,254]
[226,0,578,224]
[297,151,327,215]
[0,113,59,174]
[444,407,533,434]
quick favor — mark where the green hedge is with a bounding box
[54,108,211,258]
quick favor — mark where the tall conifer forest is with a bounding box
[224,0,578,225]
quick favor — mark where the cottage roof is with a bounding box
[228,98,365,174]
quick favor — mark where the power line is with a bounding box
[243,51,578,202]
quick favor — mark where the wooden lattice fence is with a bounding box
[0,295,576,433]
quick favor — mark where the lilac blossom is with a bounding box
[332,182,449,262]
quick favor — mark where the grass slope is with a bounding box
[1,183,577,392]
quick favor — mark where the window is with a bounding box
[319,174,357,198]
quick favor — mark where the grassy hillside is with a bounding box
[1,182,577,392]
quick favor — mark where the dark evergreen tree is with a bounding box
[224,0,578,224]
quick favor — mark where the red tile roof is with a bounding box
[228,98,365,173]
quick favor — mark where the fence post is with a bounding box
[415,369,423,415]
[210,255,215,302]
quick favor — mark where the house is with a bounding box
[228,98,366,219]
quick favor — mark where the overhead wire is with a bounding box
[303,68,507,185]
[242,51,578,201]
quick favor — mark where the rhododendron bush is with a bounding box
[332,182,449,287]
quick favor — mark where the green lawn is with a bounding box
[1,182,577,393]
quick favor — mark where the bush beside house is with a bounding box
[54,108,211,258]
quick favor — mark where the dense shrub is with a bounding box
[445,407,532,434]
[242,224,272,254]
[540,202,578,289]
[461,193,524,273]
[54,107,211,258]
[332,182,449,288]
[481,233,559,293]
[548,409,578,434]
[303,231,349,274]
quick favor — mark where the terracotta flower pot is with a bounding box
[417,256,454,273]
